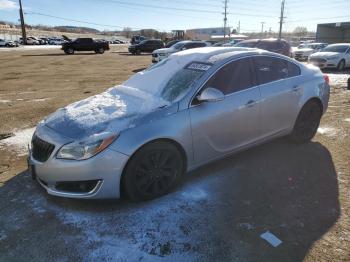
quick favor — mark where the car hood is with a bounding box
[44,85,170,140]
[310,51,341,58]
[153,47,177,54]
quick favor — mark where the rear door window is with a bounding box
[204,58,255,95]
[252,56,300,85]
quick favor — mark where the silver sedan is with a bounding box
[28,47,330,200]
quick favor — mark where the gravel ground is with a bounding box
[0,47,349,261]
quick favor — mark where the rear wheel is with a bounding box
[337,59,345,71]
[122,141,185,201]
[95,47,104,54]
[290,100,322,143]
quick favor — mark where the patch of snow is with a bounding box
[181,188,207,201]
[0,99,11,103]
[328,73,349,87]
[28,98,51,102]
[344,118,350,122]
[0,231,7,241]
[0,127,35,155]
[317,126,338,137]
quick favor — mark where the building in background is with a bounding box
[316,22,350,43]
[186,27,231,40]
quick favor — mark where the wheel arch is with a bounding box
[119,138,188,196]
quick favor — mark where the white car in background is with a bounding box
[48,38,67,45]
[152,41,209,63]
[293,42,328,61]
[309,43,350,71]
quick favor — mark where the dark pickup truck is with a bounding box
[61,37,109,54]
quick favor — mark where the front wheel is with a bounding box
[337,59,345,71]
[290,100,322,143]
[122,141,185,201]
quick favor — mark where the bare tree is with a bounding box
[293,26,308,37]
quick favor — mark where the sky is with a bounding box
[0,0,350,33]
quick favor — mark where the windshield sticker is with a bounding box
[185,62,212,72]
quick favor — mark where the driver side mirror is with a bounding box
[196,87,225,103]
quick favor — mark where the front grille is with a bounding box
[32,135,55,162]
[309,57,326,63]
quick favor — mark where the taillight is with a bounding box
[323,74,329,85]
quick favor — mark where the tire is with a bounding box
[337,59,345,71]
[64,48,74,55]
[290,100,322,143]
[122,141,185,201]
[95,47,104,54]
[136,49,141,55]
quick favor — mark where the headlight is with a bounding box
[57,134,118,160]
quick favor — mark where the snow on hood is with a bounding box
[45,85,169,140]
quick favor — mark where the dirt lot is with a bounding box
[0,46,349,261]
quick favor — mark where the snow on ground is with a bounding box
[328,73,349,87]
[344,118,350,122]
[317,126,338,137]
[21,174,221,261]
[0,127,35,155]
[0,45,60,52]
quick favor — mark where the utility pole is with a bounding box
[278,0,285,39]
[261,22,265,36]
[19,0,27,44]
[223,0,228,39]
[237,20,240,34]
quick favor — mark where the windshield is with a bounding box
[172,42,185,50]
[161,64,209,102]
[321,45,349,53]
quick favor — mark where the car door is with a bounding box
[189,57,261,164]
[252,56,302,137]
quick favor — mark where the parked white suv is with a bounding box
[309,43,350,71]
[152,41,209,63]
[293,43,327,61]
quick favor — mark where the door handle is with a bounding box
[245,100,257,107]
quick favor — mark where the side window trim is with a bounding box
[252,55,301,86]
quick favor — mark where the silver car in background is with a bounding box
[28,47,330,201]
[309,43,350,71]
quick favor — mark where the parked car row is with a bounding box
[0,38,19,47]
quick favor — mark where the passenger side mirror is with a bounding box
[196,87,225,103]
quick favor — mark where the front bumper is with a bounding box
[29,125,129,199]
[309,58,339,69]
